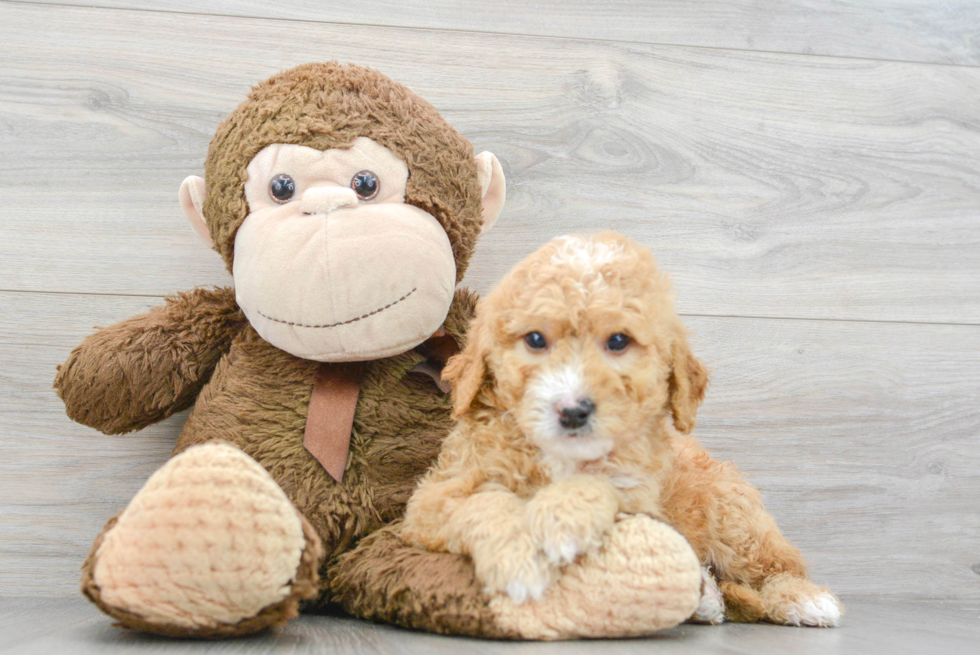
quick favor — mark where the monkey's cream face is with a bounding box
[233,137,457,362]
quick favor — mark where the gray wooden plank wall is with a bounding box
[0,0,978,602]
[15,0,980,66]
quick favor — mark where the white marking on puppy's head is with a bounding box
[550,235,626,273]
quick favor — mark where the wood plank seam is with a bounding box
[5,0,979,69]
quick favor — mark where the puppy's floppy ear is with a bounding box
[442,313,494,418]
[668,330,709,434]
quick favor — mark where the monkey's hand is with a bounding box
[54,286,245,434]
[526,475,620,566]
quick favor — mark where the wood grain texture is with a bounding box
[2,3,980,323]
[14,0,980,66]
[1,0,978,617]
[2,292,978,599]
[2,597,980,654]
[0,293,185,596]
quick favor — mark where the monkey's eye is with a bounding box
[524,332,548,351]
[351,170,380,200]
[606,333,631,352]
[269,174,296,204]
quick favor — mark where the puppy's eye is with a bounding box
[269,174,296,204]
[351,170,380,200]
[606,333,630,352]
[524,332,548,351]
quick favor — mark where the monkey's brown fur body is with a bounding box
[62,286,493,635]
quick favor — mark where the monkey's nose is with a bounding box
[300,187,358,215]
[558,398,595,430]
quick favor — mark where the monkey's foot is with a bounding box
[81,442,324,637]
[489,515,702,640]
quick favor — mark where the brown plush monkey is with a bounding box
[54,63,702,639]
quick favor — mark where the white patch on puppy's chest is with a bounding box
[607,473,642,489]
[539,454,577,482]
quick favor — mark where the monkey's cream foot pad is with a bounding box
[81,442,324,637]
[489,516,702,640]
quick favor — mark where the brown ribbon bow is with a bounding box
[302,328,458,483]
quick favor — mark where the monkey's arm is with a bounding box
[54,286,246,434]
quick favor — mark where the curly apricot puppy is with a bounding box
[401,232,841,627]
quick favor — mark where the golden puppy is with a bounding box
[401,232,841,627]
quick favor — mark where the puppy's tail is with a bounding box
[718,580,766,623]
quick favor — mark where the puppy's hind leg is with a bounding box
[688,567,725,624]
[716,577,842,628]
[709,487,843,627]
[666,442,842,627]
[757,573,842,627]
[716,580,766,623]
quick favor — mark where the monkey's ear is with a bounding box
[475,152,506,235]
[179,175,213,248]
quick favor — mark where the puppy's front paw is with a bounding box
[473,535,555,604]
[534,516,605,567]
[526,475,619,566]
[503,568,549,605]
[540,536,583,567]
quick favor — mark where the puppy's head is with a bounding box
[444,232,708,464]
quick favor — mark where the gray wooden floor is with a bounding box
[1,0,979,651]
[2,597,979,655]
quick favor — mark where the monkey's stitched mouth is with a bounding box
[256,288,417,329]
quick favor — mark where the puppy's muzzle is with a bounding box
[557,398,595,431]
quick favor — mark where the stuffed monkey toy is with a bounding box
[54,62,702,639]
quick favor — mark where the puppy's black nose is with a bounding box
[559,399,595,430]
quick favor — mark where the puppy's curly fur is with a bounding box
[401,232,841,626]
